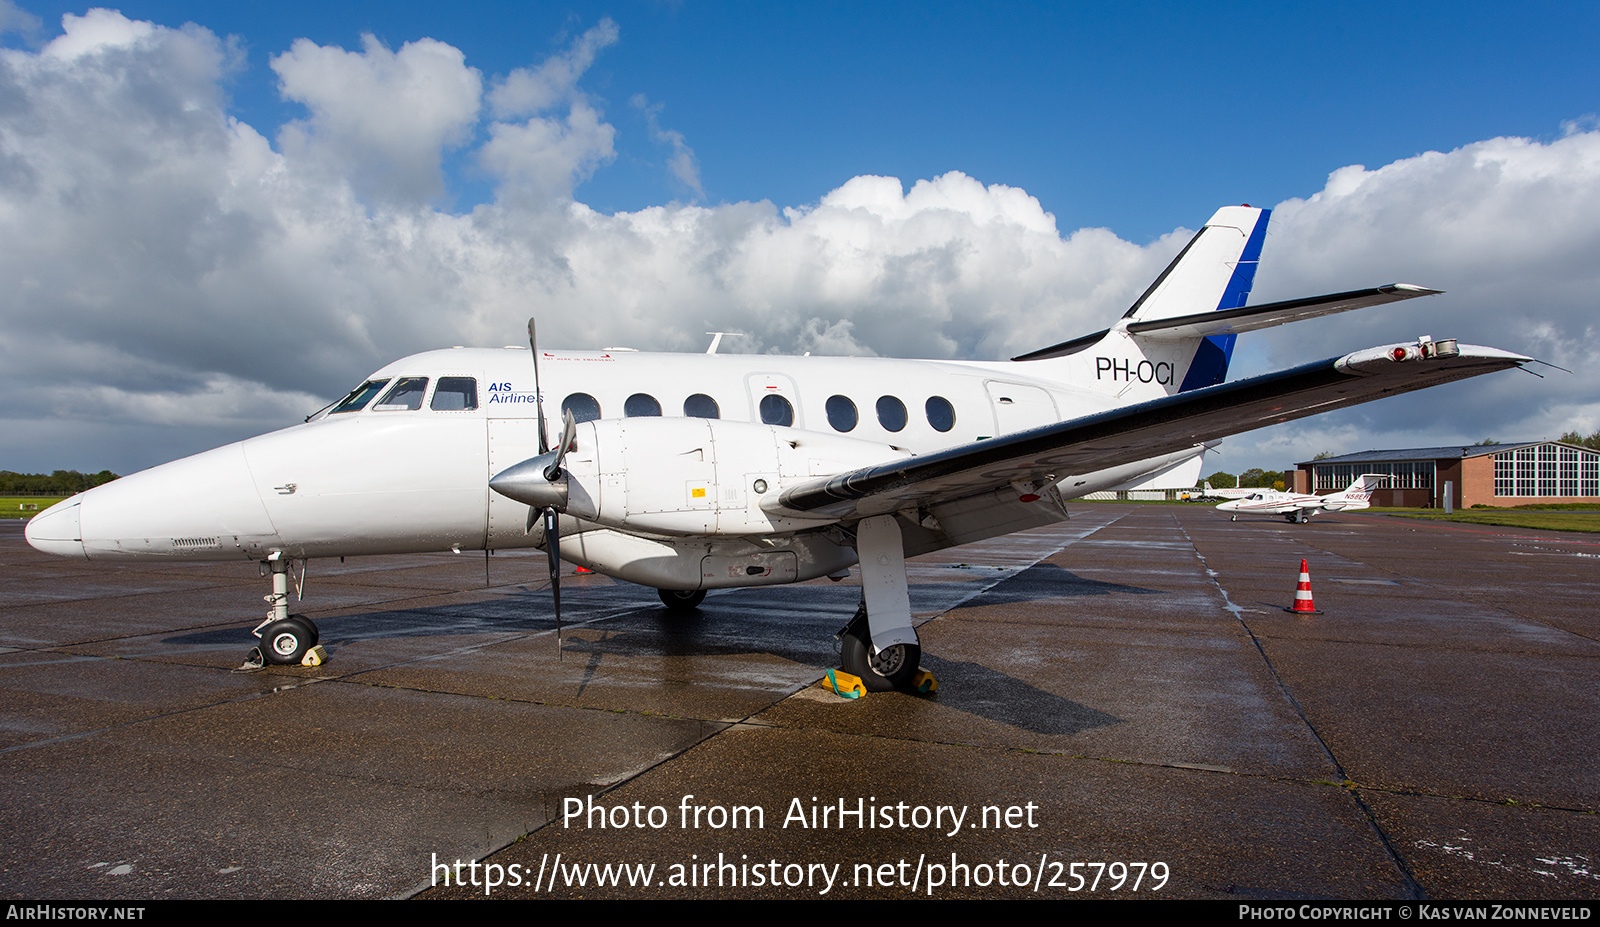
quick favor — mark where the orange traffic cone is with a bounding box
[1285,558,1322,614]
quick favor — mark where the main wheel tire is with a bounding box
[658,588,706,611]
[839,609,920,692]
[286,614,319,646]
[260,617,313,665]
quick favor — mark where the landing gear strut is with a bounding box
[250,554,321,666]
[836,514,923,692]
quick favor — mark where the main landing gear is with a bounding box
[658,588,707,611]
[246,554,323,667]
[838,602,921,692]
[836,514,924,693]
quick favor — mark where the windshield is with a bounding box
[330,379,391,414]
[373,377,429,411]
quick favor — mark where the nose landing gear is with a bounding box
[245,554,324,667]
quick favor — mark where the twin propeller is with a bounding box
[486,320,579,656]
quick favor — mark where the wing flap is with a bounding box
[770,340,1526,521]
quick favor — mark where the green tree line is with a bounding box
[0,470,119,494]
[1200,469,1285,491]
[1559,429,1600,451]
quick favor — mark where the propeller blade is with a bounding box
[545,506,562,659]
[528,318,549,456]
[545,409,577,480]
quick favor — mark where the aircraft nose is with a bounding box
[24,500,86,559]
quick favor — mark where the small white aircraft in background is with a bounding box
[1215,473,1389,523]
[26,205,1528,691]
[1199,481,1258,502]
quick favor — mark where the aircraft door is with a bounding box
[487,417,545,548]
[984,381,1059,436]
[746,373,802,429]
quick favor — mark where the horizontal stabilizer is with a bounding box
[1011,284,1440,362]
[1128,284,1441,340]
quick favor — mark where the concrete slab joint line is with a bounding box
[1173,515,1427,900]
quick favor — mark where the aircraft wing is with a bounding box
[771,340,1526,523]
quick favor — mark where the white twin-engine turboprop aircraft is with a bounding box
[26,205,1529,690]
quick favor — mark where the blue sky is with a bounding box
[10,1,1596,236]
[3,1,1599,475]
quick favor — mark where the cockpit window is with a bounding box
[431,377,478,411]
[373,377,428,411]
[331,379,390,414]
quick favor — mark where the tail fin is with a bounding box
[1329,473,1388,504]
[1010,205,1270,402]
[1127,205,1270,391]
[1125,205,1270,325]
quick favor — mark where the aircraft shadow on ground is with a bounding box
[162,564,1147,733]
[915,654,1122,735]
[958,562,1165,605]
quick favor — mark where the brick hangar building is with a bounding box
[1289,441,1600,509]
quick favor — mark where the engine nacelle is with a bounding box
[530,417,911,536]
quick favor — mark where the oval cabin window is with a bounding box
[876,395,907,432]
[562,393,601,423]
[925,396,955,432]
[624,393,662,417]
[759,394,794,427]
[683,394,720,419]
[826,395,858,432]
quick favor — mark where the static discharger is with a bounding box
[1286,558,1323,614]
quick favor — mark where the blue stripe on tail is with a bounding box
[1178,207,1270,392]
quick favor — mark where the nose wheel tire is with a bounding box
[658,588,706,611]
[839,608,920,692]
[259,615,318,665]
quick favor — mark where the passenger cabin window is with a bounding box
[625,393,662,417]
[562,393,602,423]
[826,395,858,432]
[925,396,956,432]
[759,394,794,427]
[876,395,907,432]
[373,377,428,411]
[332,379,390,414]
[431,377,478,411]
[684,394,720,419]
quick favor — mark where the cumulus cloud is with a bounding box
[271,34,481,204]
[478,18,619,201]
[0,0,41,39]
[487,18,617,119]
[1222,130,1600,468]
[2,9,1598,477]
[632,94,704,199]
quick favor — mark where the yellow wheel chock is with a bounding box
[823,669,866,699]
